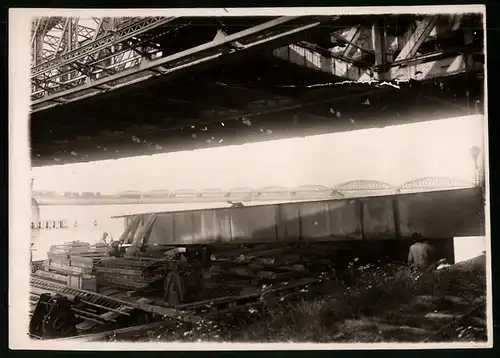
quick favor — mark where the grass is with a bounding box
[236,255,487,343]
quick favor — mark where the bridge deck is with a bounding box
[29,13,485,167]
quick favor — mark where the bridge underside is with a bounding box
[30,14,485,167]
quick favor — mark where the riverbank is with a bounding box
[102,254,487,343]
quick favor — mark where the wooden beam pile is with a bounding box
[70,243,110,273]
[32,241,110,291]
[94,257,166,290]
[44,241,109,275]
[201,242,355,299]
[49,241,91,255]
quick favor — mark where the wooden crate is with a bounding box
[67,274,97,292]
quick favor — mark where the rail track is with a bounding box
[28,271,322,340]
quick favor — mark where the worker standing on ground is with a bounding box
[408,233,435,269]
[30,242,34,264]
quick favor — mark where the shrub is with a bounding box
[237,256,487,342]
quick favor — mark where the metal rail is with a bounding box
[30,276,200,323]
[43,276,322,341]
[30,277,136,313]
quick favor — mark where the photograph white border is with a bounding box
[9,5,491,350]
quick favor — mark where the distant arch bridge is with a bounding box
[33,176,476,205]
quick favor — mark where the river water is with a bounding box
[31,202,233,261]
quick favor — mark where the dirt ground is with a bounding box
[109,254,488,343]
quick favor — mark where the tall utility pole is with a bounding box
[469,145,481,187]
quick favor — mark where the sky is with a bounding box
[31,114,486,194]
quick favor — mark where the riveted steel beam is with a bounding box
[273,42,372,81]
[395,15,439,61]
[388,54,483,81]
[331,31,374,57]
[342,25,363,58]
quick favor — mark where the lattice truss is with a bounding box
[32,177,477,203]
[139,177,476,199]
[30,17,177,101]
[276,14,483,82]
[30,15,483,110]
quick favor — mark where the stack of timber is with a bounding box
[35,241,110,291]
[204,242,354,291]
[95,257,166,291]
[46,241,109,272]
[151,242,360,304]
[70,243,110,273]
[49,241,91,256]
[28,242,364,340]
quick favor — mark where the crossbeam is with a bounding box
[395,16,439,61]
[342,26,364,58]
[275,40,480,82]
[389,54,482,81]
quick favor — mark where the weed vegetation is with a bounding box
[113,254,487,343]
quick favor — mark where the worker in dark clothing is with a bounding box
[108,241,122,258]
[408,233,435,269]
[30,242,34,264]
[227,201,244,208]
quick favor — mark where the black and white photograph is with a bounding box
[9,5,491,349]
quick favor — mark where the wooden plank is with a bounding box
[76,297,152,333]
[136,301,200,323]
[33,270,67,283]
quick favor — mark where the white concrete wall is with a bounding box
[453,236,487,263]
[31,199,40,222]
